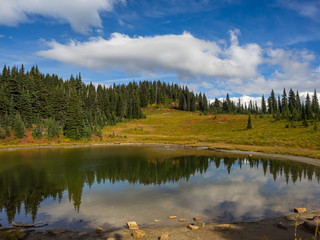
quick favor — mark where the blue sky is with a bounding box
[0,0,319,99]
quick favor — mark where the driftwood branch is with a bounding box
[12,221,48,228]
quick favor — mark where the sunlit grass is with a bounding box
[1,107,319,158]
[102,107,320,158]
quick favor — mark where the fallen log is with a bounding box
[12,221,47,228]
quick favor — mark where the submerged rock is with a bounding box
[178,218,188,222]
[214,224,231,230]
[276,222,287,230]
[95,227,105,232]
[48,229,66,235]
[77,231,88,238]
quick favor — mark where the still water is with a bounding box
[0,146,319,230]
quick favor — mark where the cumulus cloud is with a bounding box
[38,29,320,96]
[39,30,263,80]
[0,0,125,33]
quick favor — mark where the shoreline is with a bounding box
[2,209,319,240]
[0,142,320,166]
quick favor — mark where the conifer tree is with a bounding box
[305,93,312,119]
[247,114,253,129]
[261,94,267,114]
[311,89,319,119]
[288,88,296,113]
[202,94,208,113]
[32,124,42,139]
[64,88,85,140]
[13,112,25,138]
[47,118,60,140]
[281,88,289,119]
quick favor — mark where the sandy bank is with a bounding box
[1,209,319,240]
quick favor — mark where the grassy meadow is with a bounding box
[103,107,320,158]
[0,107,320,158]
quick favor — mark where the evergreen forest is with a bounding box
[0,65,319,140]
[0,65,208,140]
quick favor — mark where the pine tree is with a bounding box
[288,88,296,114]
[47,117,60,140]
[32,124,42,139]
[202,94,208,113]
[268,90,277,114]
[247,114,253,129]
[305,93,312,119]
[281,88,289,118]
[13,112,25,138]
[311,89,319,119]
[64,88,85,140]
[261,94,267,114]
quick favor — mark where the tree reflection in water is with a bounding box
[0,147,319,224]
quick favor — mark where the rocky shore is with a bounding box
[1,209,319,240]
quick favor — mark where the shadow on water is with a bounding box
[0,146,319,228]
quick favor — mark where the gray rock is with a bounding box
[276,222,287,230]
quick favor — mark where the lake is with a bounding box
[0,145,319,230]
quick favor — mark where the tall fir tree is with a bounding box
[311,89,319,119]
[261,94,267,114]
[64,88,86,140]
[13,112,25,138]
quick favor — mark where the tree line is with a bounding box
[0,65,208,140]
[210,89,319,119]
[0,65,318,140]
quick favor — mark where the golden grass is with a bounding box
[102,107,320,158]
[1,107,320,158]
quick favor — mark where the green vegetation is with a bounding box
[247,114,253,129]
[0,65,207,140]
[0,65,319,158]
[103,108,320,158]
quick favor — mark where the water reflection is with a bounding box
[0,146,319,229]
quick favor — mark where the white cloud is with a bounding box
[39,30,263,80]
[264,48,320,93]
[38,29,320,97]
[0,35,4,38]
[0,0,125,33]
[279,0,320,22]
